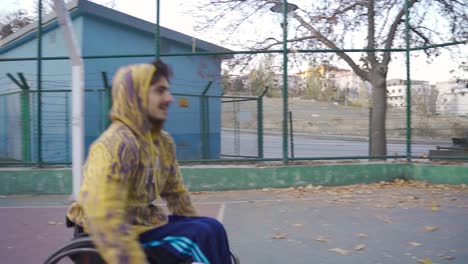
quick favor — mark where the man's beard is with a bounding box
[148,116,165,129]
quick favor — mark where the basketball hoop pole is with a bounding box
[53,0,84,201]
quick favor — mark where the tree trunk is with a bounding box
[369,71,387,158]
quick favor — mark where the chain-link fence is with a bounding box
[221,96,260,158]
[0,91,22,162]
[0,74,241,164]
[0,0,466,166]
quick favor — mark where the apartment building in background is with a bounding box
[436,79,468,116]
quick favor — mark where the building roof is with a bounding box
[0,0,232,55]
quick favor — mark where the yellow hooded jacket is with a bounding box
[67,64,197,264]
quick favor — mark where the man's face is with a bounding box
[147,77,173,122]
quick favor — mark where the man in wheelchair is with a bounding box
[61,61,233,264]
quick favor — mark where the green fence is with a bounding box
[0,74,269,164]
[0,76,109,165]
[0,0,467,166]
[221,95,261,159]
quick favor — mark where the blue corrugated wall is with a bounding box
[0,12,222,162]
[0,16,84,163]
[81,15,221,160]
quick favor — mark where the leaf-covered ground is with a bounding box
[191,180,468,264]
[1,180,466,263]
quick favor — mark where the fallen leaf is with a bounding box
[328,248,350,255]
[409,242,422,247]
[354,244,367,251]
[357,233,368,238]
[395,179,407,185]
[430,203,440,212]
[292,224,303,227]
[424,226,439,232]
[441,256,456,260]
[417,258,432,264]
[314,236,329,243]
[376,215,393,223]
[272,233,287,239]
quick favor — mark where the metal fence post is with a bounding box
[7,73,31,162]
[404,0,412,161]
[155,0,160,59]
[65,92,70,162]
[19,73,31,162]
[281,0,289,165]
[200,82,212,159]
[368,107,372,157]
[101,71,111,127]
[257,87,269,158]
[289,111,294,158]
[98,89,103,133]
[37,0,43,167]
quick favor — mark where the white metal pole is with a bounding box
[53,0,84,201]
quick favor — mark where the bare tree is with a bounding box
[0,10,34,40]
[1,0,65,40]
[193,0,467,157]
[1,0,117,40]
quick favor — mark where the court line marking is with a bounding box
[216,203,225,223]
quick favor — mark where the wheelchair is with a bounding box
[43,224,240,264]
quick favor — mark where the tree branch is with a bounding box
[376,1,398,42]
[310,2,366,22]
[382,0,419,66]
[408,25,433,56]
[292,13,369,81]
[367,0,377,64]
[193,1,248,32]
[254,36,318,50]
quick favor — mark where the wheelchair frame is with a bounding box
[43,233,240,264]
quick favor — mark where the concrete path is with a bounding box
[1,181,467,264]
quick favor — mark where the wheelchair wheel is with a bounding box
[44,236,240,264]
[43,237,104,264]
[44,248,100,264]
[230,250,240,264]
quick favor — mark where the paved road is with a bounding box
[0,197,222,264]
[4,185,466,264]
[221,130,445,158]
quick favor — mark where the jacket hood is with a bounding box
[109,64,156,138]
